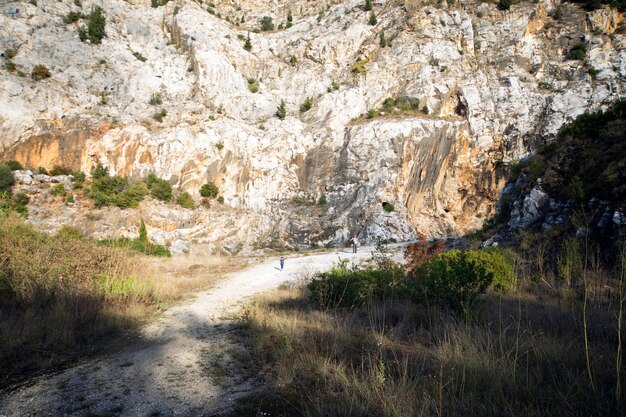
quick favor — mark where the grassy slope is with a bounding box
[0,214,243,386]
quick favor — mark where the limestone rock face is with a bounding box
[1,0,625,251]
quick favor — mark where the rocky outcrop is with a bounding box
[1,0,625,251]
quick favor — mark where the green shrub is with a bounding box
[153,108,167,122]
[5,61,16,72]
[217,196,224,204]
[89,173,147,209]
[411,250,492,314]
[379,31,387,47]
[260,16,274,31]
[63,11,81,24]
[4,49,17,59]
[243,34,252,51]
[299,97,312,113]
[146,173,172,202]
[327,80,340,92]
[36,167,49,175]
[12,194,28,213]
[31,65,51,81]
[308,264,405,309]
[351,57,368,74]
[50,165,71,176]
[286,10,293,28]
[552,5,563,20]
[200,182,219,198]
[473,247,517,291]
[289,55,297,66]
[567,42,586,60]
[149,92,163,105]
[318,194,327,205]
[215,142,224,150]
[132,51,147,62]
[4,160,22,171]
[77,26,88,41]
[247,78,259,93]
[368,11,377,25]
[363,0,372,11]
[49,184,67,197]
[66,194,74,204]
[497,0,513,10]
[86,6,106,44]
[0,191,30,216]
[92,163,108,179]
[382,202,395,212]
[276,99,286,120]
[72,171,86,187]
[176,192,196,209]
[99,220,171,257]
[0,165,15,192]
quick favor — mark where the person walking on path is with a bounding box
[279,256,285,271]
[351,236,359,253]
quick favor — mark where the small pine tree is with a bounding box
[86,6,106,44]
[379,31,387,47]
[368,11,377,26]
[139,218,148,243]
[276,99,286,120]
[364,0,372,11]
[300,97,313,113]
[243,34,252,51]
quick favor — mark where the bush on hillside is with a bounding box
[49,184,67,197]
[0,165,15,192]
[4,160,22,171]
[146,173,172,202]
[31,65,51,81]
[86,6,106,44]
[260,16,274,31]
[176,192,196,209]
[299,97,313,113]
[308,263,405,309]
[0,191,29,216]
[409,249,515,314]
[89,174,148,209]
[276,99,286,120]
[200,182,219,198]
[50,165,71,176]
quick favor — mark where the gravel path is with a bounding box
[0,247,392,417]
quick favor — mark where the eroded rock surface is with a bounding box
[1,0,625,251]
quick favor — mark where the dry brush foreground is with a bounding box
[230,250,625,417]
[0,213,244,387]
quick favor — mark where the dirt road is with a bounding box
[0,247,391,416]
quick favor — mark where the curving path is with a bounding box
[0,247,398,417]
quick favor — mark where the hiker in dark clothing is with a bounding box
[279,256,285,270]
[351,236,359,253]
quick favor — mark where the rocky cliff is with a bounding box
[1,0,624,253]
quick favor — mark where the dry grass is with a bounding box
[232,276,623,416]
[0,214,245,386]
